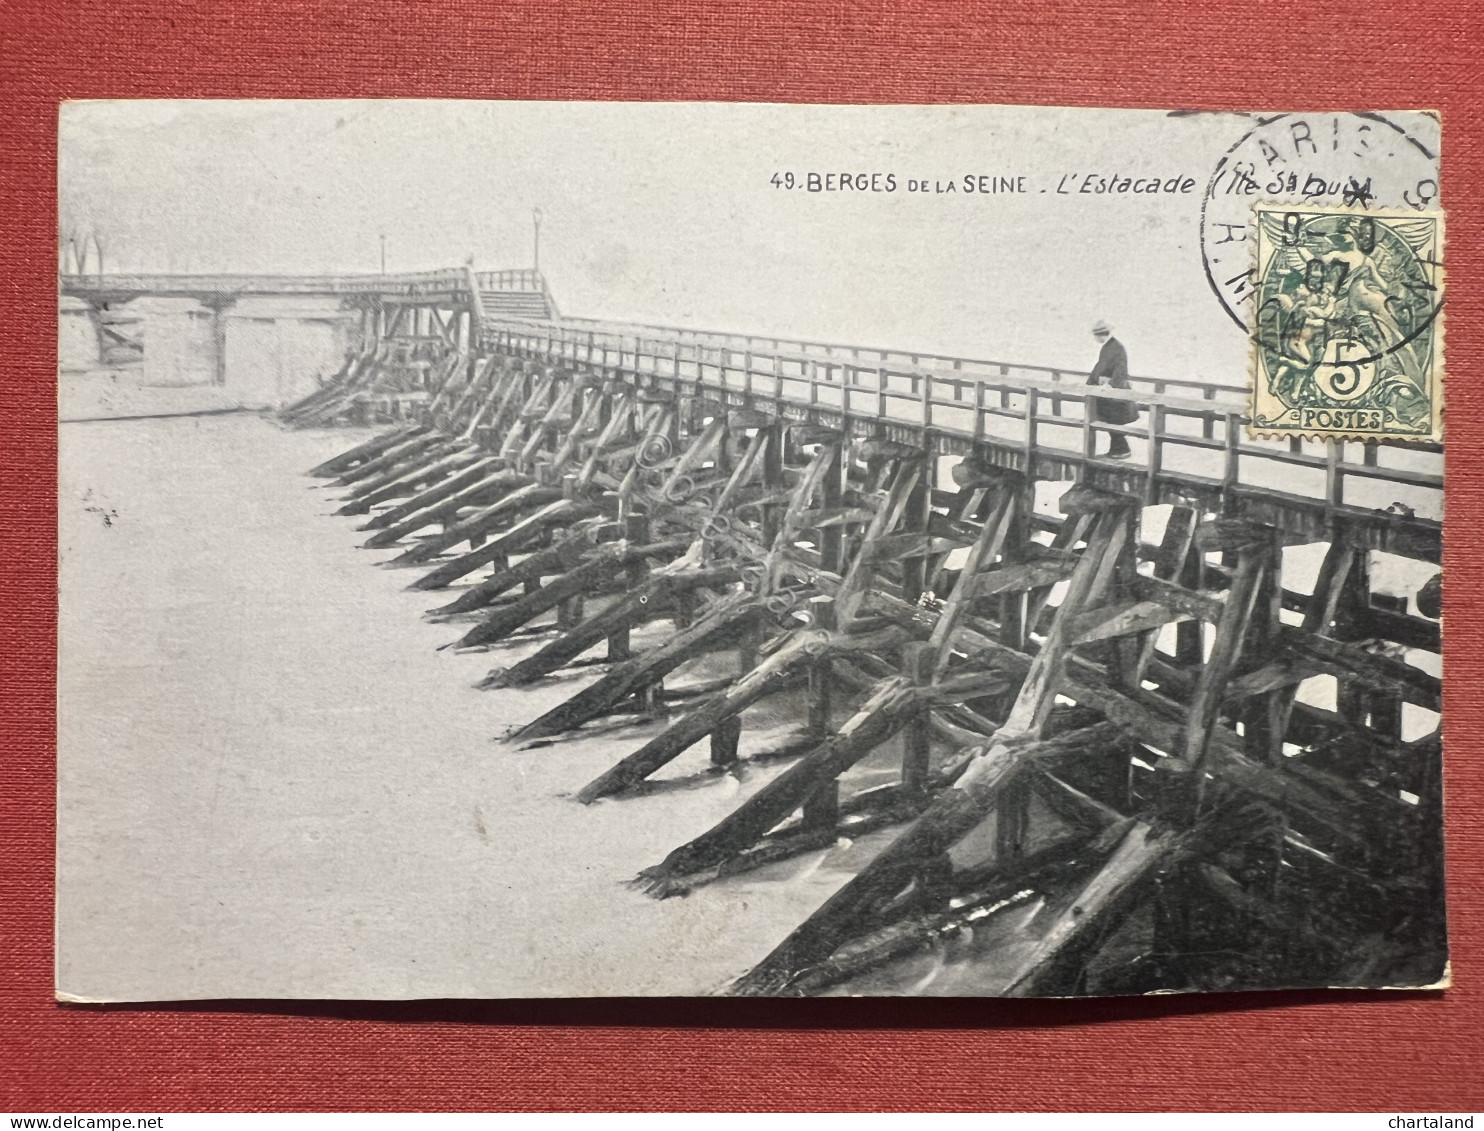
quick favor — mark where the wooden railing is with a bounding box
[553,314,1247,402]
[481,314,1443,547]
[473,268,546,292]
[474,269,559,317]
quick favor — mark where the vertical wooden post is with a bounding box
[1082,391,1097,464]
[1023,391,1039,478]
[818,440,845,574]
[901,641,933,792]
[1180,529,1268,812]
[760,422,785,548]
[1325,439,1344,509]
[1240,526,1287,763]
[996,776,1030,864]
[998,481,1033,652]
[1224,414,1242,494]
[1173,510,1206,668]
[801,780,840,834]
[1145,403,1165,505]
[711,714,742,767]
[803,591,838,745]
[606,511,648,661]
[1334,540,1372,730]
[900,458,932,605]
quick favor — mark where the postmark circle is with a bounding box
[1201,112,1439,330]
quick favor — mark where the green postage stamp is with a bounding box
[1250,203,1444,442]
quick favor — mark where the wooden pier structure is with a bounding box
[192,260,1441,996]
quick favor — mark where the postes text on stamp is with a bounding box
[1250,203,1443,442]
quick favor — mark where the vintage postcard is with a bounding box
[57,102,1446,1000]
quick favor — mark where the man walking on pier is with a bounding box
[1087,320,1136,458]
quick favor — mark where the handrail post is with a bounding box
[1146,402,1165,505]
[1023,390,1039,478]
[1224,413,1241,497]
[1081,388,1096,466]
[1325,439,1343,509]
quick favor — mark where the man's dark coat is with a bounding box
[1087,336,1139,426]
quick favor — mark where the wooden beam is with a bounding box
[638,675,922,888]
[510,588,760,742]
[728,722,1125,995]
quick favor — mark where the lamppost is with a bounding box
[380,233,387,275]
[532,207,542,275]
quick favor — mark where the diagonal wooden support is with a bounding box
[576,627,829,803]
[508,588,762,743]
[518,374,580,467]
[832,454,925,629]
[709,423,773,520]
[927,476,1022,679]
[496,369,557,461]
[308,420,426,478]
[338,435,472,500]
[481,562,736,689]
[429,355,492,434]
[1001,496,1136,737]
[1133,503,1199,685]
[536,435,847,788]
[451,536,697,649]
[347,364,528,528]
[575,389,637,490]
[427,527,602,617]
[727,492,1138,989]
[636,671,924,893]
[336,447,483,515]
[727,720,1127,995]
[287,347,380,431]
[1177,523,1273,808]
[359,464,524,544]
[334,431,449,487]
[1000,818,1188,997]
[387,481,564,567]
[408,497,599,589]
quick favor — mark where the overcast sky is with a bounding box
[58,101,1439,383]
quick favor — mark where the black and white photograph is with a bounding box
[57,101,1447,1000]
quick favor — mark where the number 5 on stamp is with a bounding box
[1250,203,1443,442]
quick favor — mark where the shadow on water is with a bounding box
[66,985,1443,1031]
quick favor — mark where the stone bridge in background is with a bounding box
[58,268,556,410]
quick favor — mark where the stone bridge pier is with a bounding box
[60,291,362,409]
[59,269,552,413]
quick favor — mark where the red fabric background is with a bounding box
[3,0,1482,1111]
